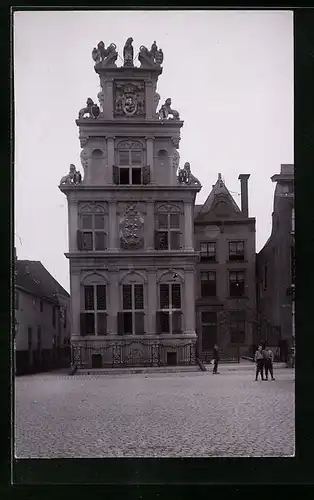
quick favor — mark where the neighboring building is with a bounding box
[15,258,71,374]
[59,39,201,369]
[256,164,295,362]
[194,173,256,361]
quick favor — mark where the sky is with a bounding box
[14,10,294,292]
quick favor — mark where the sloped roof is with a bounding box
[195,173,241,220]
[15,260,69,303]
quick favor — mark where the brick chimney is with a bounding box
[238,174,250,217]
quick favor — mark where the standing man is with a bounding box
[212,344,220,374]
[254,345,265,381]
[263,346,275,380]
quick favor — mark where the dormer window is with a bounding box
[113,140,150,185]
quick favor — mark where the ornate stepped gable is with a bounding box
[196,173,242,221]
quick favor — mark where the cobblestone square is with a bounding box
[15,366,295,458]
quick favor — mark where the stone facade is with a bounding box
[194,174,256,361]
[60,39,201,368]
[256,164,295,362]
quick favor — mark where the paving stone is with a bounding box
[15,369,295,458]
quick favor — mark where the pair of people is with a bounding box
[254,345,275,381]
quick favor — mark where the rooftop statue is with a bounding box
[177,162,201,186]
[60,164,82,185]
[78,98,100,119]
[138,41,164,67]
[92,41,118,67]
[158,98,180,120]
[123,37,134,67]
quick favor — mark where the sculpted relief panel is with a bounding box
[114,81,145,117]
[119,204,145,250]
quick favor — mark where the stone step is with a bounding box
[75,365,201,376]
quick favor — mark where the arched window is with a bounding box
[113,140,150,185]
[77,204,108,251]
[157,273,183,335]
[154,203,182,250]
[117,272,146,335]
[80,273,108,336]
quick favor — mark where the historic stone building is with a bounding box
[256,164,295,362]
[194,174,256,361]
[60,39,201,369]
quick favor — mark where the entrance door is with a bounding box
[201,312,217,353]
[92,353,103,368]
[167,352,177,366]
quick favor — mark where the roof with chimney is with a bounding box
[15,260,69,304]
[194,173,244,223]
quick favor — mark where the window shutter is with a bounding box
[135,312,145,335]
[142,165,151,185]
[77,230,83,250]
[97,313,107,335]
[156,311,162,334]
[80,313,86,336]
[172,311,182,334]
[117,312,124,335]
[113,165,120,185]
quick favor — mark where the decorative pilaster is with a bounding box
[184,270,196,335]
[103,79,114,118]
[184,201,194,250]
[109,270,119,334]
[146,201,155,250]
[108,201,118,250]
[68,200,78,252]
[106,135,115,171]
[147,270,157,334]
[70,272,81,338]
[145,79,154,118]
[145,136,155,182]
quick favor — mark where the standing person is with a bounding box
[263,346,275,380]
[254,345,265,381]
[212,344,220,374]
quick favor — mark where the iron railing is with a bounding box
[71,340,196,369]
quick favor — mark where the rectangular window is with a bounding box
[84,285,94,310]
[200,242,216,261]
[81,284,107,336]
[172,284,181,309]
[96,285,106,310]
[79,212,107,251]
[131,150,142,165]
[82,232,93,250]
[160,284,170,309]
[121,283,145,335]
[229,241,245,261]
[15,290,19,310]
[201,312,217,351]
[200,271,216,297]
[118,150,130,166]
[155,213,181,250]
[229,271,245,297]
[230,311,246,343]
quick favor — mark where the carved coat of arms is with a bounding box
[114,82,145,117]
[119,205,144,249]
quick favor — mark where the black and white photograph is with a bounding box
[14,9,294,459]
